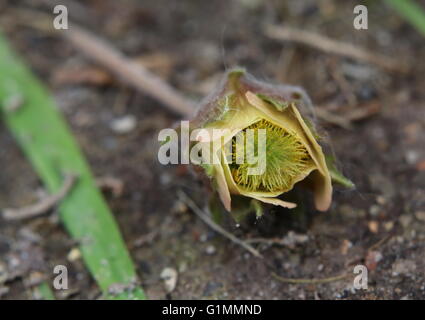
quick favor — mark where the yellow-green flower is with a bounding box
[192,69,333,212]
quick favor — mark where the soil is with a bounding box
[0,0,424,299]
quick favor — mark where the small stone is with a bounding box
[376,196,387,205]
[199,233,208,242]
[283,262,291,270]
[415,211,425,222]
[369,205,381,217]
[384,221,394,231]
[205,245,216,255]
[173,201,188,214]
[365,250,383,271]
[110,115,137,134]
[405,150,419,165]
[67,248,81,262]
[340,239,352,255]
[368,221,379,233]
[281,231,309,248]
[160,267,178,293]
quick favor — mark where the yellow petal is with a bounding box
[213,160,232,211]
[248,196,297,209]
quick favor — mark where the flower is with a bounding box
[191,69,333,212]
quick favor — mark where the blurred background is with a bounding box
[0,0,424,299]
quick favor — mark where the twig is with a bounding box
[245,231,308,248]
[132,216,173,248]
[63,26,195,117]
[316,101,381,129]
[316,108,353,129]
[367,233,394,252]
[2,173,77,220]
[328,58,358,107]
[96,176,124,198]
[265,25,409,74]
[7,8,195,118]
[343,101,381,121]
[272,271,351,284]
[245,238,288,245]
[177,190,263,258]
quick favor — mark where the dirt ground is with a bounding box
[0,0,424,299]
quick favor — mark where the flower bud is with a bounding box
[191,69,347,213]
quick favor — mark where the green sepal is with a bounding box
[256,93,289,112]
[325,155,355,188]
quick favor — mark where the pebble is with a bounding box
[369,205,381,217]
[340,239,352,255]
[283,262,291,270]
[205,245,216,255]
[281,231,309,248]
[160,267,178,293]
[405,150,419,165]
[415,211,425,222]
[376,196,387,205]
[110,115,137,134]
[384,221,394,231]
[365,250,383,271]
[368,221,379,233]
[67,248,82,262]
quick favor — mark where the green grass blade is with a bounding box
[385,0,425,36]
[0,33,145,300]
[35,282,56,300]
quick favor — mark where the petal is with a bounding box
[213,161,232,211]
[289,103,332,211]
[248,196,297,209]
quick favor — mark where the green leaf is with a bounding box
[257,93,289,112]
[385,0,425,37]
[36,282,55,300]
[0,33,145,299]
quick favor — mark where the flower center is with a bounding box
[227,119,311,193]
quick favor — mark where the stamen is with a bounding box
[227,119,311,193]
